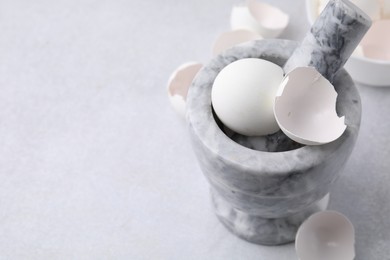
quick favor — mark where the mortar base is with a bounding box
[211,189,330,245]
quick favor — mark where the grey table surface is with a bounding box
[0,0,389,259]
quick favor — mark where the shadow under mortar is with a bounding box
[186,39,361,245]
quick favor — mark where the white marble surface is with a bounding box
[0,0,389,259]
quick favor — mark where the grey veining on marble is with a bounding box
[216,118,304,152]
[284,0,371,82]
[186,39,361,245]
[212,190,330,246]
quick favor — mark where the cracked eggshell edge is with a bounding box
[274,67,347,146]
[167,62,203,119]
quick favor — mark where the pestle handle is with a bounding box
[283,0,372,82]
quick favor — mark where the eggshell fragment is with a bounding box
[230,0,289,38]
[212,58,284,136]
[360,20,390,61]
[383,0,390,18]
[212,29,263,56]
[167,62,203,118]
[274,67,346,145]
[296,211,355,260]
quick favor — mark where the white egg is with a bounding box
[274,67,346,145]
[230,0,289,38]
[167,62,203,118]
[211,58,283,136]
[296,211,355,260]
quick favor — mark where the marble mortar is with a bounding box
[186,39,361,245]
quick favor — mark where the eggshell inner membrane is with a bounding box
[168,62,203,99]
[296,211,355,260]
[167,62,203,117]
[247,0,289,29]
[212,58,284,136]
[361,20,390,61]
[212,29,262,56]
[274,67,346,145]
[384,0,390,18]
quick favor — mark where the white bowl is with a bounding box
[305,0,390,87]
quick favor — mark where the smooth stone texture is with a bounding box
[187,39,361,245]
[212,190,330,246]
[284,0,371,82]
[208,175,331,218]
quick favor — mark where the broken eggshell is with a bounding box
[230,0,289,38]
[212,29,263,56]
[317,0,381,21]
[274,67,346,145]
[384,0,390,18]
[360,19,390,61]
[296,211,355,260]
[167,62,203,118]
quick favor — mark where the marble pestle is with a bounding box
[284,0,371,82]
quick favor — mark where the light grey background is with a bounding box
[0,0,389,259]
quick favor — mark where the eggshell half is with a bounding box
[230,0,289,38]
[212,29,263,56]
[274,67,346,145]
[361,20,390,61]
[167,62,203,118]
[296,211,355,260]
